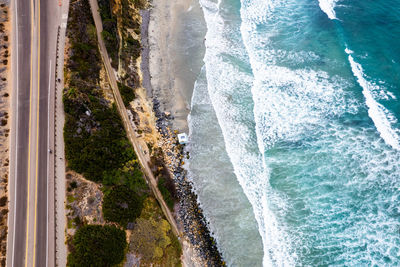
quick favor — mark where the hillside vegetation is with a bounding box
[67,225,126,267]
[64,0,181,265]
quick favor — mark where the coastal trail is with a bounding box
[88,0,181,238]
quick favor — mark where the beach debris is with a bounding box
[177,133,188,145]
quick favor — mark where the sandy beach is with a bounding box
[142,0,229,265]
[147,0,206,133]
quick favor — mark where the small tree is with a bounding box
[67,225,126,267]
[130,218,171,262]
[103,185,143,227]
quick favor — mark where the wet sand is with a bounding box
[147,0,206,133]
[142,0,228,265]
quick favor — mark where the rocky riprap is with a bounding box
[153,100,225,267]
[152,98,173,136]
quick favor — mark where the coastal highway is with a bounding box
[7,0,61,265]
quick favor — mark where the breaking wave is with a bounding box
[193,0,400,265]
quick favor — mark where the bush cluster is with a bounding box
[64,0,147,220]
[64,0,182,265]
[64,102,137,183]
[117,81,135,107]
[130,198,182,266]
[103,185,144,227]
[67,225,127,267]
[98,0,119,68]
[157,177,175,210]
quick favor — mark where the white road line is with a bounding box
[11,1,19,266]
[46,60,51,267]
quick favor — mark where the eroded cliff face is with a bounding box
[108,0,145,86]
[101,0,159,146]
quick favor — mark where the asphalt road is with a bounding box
[7,0,60,266]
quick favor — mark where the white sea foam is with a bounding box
[238,0,364,264]
[318,0,339,20]
[345,49,400,150]
[248,62,355,149]
[188,67,265,265]
[199,0,297,264]
[267,122,400,265]
[203,57,296,266]
[199,0,400,264]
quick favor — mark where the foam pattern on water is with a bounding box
[188,67,264,266]
[240,0,400,265]
[200,0,297,264]
[239,0,361,264]
[267,123,400,265]
[345,49,400,150]
[196,0,400,265]
[318,0,339,19]
[319,0,400,150]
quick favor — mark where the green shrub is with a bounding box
[70,180,78,189]
[98,0,113,21]
[98,0,119,68]
[129,198,182,265]
[67,225,126,267]
[101,29,119,68]
[124,35,141,60]
[102,159,147,195]
[130,218,172,262]
[64,103,137,182]
[117,82,135,107]
[157,177,175,210]
[103,185,144,227]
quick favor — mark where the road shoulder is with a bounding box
[54,1,69,266]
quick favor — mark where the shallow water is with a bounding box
[187,0,400,265]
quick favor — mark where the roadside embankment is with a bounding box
[0,1,10,265]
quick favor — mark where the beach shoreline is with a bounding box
[141,0,226,265]
[146,0,206,133]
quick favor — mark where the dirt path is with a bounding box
[88,0,181,238]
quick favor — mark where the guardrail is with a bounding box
[53,25,60,267]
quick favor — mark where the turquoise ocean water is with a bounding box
[187,0,400,265]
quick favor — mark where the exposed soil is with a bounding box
[0,2,10,265]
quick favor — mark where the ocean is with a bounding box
[186,0,400,265]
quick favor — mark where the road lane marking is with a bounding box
[11,1,19,266]
[46,60,51,267]
[24,0,35,264]
[32,0,41,264]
